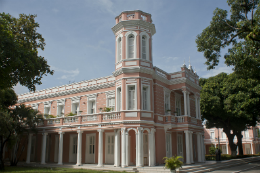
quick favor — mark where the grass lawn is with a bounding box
[2,166,129,173]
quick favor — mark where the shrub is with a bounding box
[67,112,76,117]
[163,156,183,170]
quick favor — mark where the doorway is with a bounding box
[85,133,95,163]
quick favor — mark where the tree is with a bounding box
[0,12,53,91]
[200,72,259,156]
[196,0,260,79]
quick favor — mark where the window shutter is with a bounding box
[142,37,146,59]
[128,36,134,58]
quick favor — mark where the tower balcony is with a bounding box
[115,10,152,24]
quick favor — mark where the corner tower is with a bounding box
[111,10,156,70]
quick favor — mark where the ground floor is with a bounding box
[204,142,260,155]
[6,127,205,167]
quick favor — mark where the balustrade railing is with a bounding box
[154,67,168,79]
[103,112,121,120]
[47,119,61,125]
[64,117,78,123]
[190,117,197,124]
[177,116,186,123]
[82,115,98,122]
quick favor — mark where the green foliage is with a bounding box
[67,112,76,117]
[0,12,54,91]
[44,114,56,118]
[205,154,260,161]
[196,0,260,79]
[209,147,216,155]
[103,107,112,112]
[163,156,183,170]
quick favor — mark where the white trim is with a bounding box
[141,84,150,111]
[116,34,123,62]
[87,94,97,114]
[126,83,137,110]
[116,86,122,111]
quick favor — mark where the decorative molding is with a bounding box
[112,66,153,77]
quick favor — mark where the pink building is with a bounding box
[13,10,204,167]
[204,123,260,155]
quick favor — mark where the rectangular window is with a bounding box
[165,94,170,114]
[142,37,146,59]
[57,105,64,117]
[221,132,226,139]
[210,132,215,139]
[117,87,121,111]
[128,86,135,110]
[175,95,181,116]
[128,36,134,58]
[108,98,115,111]
[244,130,249,139]
[44,107,50,115]
[118,38,122,62]
[90,101,95,114]
[143,87,147,110]
[72,103,79,115]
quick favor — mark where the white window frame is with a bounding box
[116,34,123,62]
[141,84,150,111]
[210,131,215,139]
[87,94,97,114]
[57,99,65,117]
[140,32,150,61]
[71,97,80,115]
[125,31,137,59]
[116,86,122,111]
[244,130,249,139]
[175,93,182,116]
[31,103,38,111]
[164,89,171,114]
[126,84,137,110]
[44,101,51,115]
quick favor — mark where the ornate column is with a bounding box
[121,128,126,167]
[251,142,254,154]
[226,141,229,154]
[201,135,205,162]
[196,133,201,162]
[58,132,65,165]
[184,131,190,164]
[26,133,33,164]
[189,132,194,163]
[76,130,83,166]
[182,91,187,116]
[114,129,120,167]
[41,132,48,164]
[126,130,129,166]
[137,127,143,167]
[97,129,104,167]
[135,130,138,167]
[149,128,155,166]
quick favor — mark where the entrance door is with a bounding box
[85,134,95,163]
[69,135,77,162]
[177,134,183,160]
[222,145,227,154]
[143,133,149,166]
[54,135,59,162]
[245,144,251,154]
[30,136,36,162]
[45,136,51,162]
[166,133,171,158]
[105,133,114,164]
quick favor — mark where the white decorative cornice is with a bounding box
[170,77,202,91]
[111,20,156,36]
[18,82,115,103]
[112,66,154,77]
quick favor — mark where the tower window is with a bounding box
[117,37,122,62]
[128,35,134,59]
[128,86,135,110]
[142,36,146,59]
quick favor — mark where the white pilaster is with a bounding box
[187,92,190,116]
[251,142,254,154]
[121,128,126,168]
[201,135,205,162]
[126,131,129,166]
[58,132,65,165]
[226,142,229,154]
[184,131,190,164]
[182,91,187,116]
[196,133,201,162]
[114,129,120,167]
[137,127,143,167]
[26,133,33,164]
[76,130,83,166]
[41,132,48,164]
[149,128,155,166]
[97,129,104,167]
[189,132,194,163]
[135,130,138,167]
[194,96,198,119]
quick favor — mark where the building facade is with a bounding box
[204,124,260,155]
[11,10,204,167]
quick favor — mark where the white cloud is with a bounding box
[13,83,29,95]
[51,66,80,80]
[90,0,117,16]
[200,65,233,78]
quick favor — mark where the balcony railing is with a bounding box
[103,112,121,120]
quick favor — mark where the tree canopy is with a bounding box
[196,0,260,79]
[200,72,260,156]
[0,12,53,91]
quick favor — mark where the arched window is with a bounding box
[142,36,146,59]
[117,37,122,62]
[128,35,134,59]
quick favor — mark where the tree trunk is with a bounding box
[236,131,243,155]
[223,128,237,156]
[0,137,5,171]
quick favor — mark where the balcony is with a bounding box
[164,115,202,126]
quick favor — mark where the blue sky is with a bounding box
[0,0,233,95]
